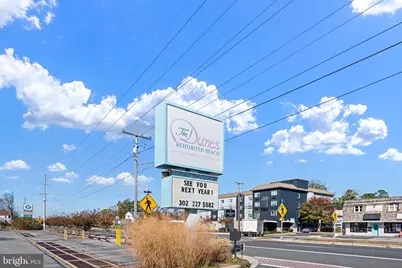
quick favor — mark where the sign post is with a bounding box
[332,211,338,237]
[277,203,288,238]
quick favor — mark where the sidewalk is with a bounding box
[257,236,402,248]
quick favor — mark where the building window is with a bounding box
[297,193,301,199]
[254,192,260,198]
[384,223,402,233]
[254,201,260,207]
[350,222,367,232]
[254,211,260,219]
[271,200,278,206]
[271,190,277,196]
[388,204,399,212]
[354,205,363,212]
[261,196,269,208]
[270,210,277,216]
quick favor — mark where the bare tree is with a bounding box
[0,193,16,218]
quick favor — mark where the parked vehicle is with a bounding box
[241,220,264,236]
[301,228,311,233]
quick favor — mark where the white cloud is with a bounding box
[379,148,402,161]
[51,177,72,183]
[62,144,76,152]
[0,49,257,136]
[117,172,153,185]
[47,162,66,172]
[263,97,387,156]
[5,176,19,180]
[44,12,54,24]
[86,175,115,185]
[320,159,324,162]
[65,171,79,180]
[266,161,273,166]
[350,118,388,146]
[343,104,367,118]
[351,0,402,15]
[296,159,308,163]
[0,0,56,29]
[263,147,275,155]
[0,160,30,170]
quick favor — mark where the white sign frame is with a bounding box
[155,102,224,175]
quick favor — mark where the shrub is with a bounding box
[11,218,43,230]
[128,216,231,268]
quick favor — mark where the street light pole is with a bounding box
[234,181,243,232]
[123,130,151,221]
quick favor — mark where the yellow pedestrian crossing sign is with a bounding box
[140,194,158,214]
[277,203,288,218]
[37,217,43,224]
[332,211,338,223]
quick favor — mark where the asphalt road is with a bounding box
[243,240,402,268]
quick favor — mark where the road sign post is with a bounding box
[277,203,288,239]
[332,211,338,237]
[139,194,158,214]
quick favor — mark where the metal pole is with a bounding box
[134,135,139,220]
[281,218,283,239]
[234,181,243,232]
[43,174,46,231]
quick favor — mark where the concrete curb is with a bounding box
[243,255,259,268]
[259,238,402,249]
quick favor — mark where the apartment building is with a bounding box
[343,196,402,236]
[251,179,334,231]
[218,191,253,221]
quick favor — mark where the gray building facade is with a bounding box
[251,179,334,231]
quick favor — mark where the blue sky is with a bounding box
[0,0,402,216]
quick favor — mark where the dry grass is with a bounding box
[127,216,231,268]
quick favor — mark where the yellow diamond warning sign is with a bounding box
[277,203,288,218]
[332,211,338,223]
[140,194,158,214]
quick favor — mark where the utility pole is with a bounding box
[234,181,244,232]
[40,175,49,231]
[123,130,151,220]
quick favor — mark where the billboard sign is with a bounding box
[161,176,218,210]
[23,204,33,218]
[155,102,224,174]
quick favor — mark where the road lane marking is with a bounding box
[257,256,352,268]
[247,245,402,262]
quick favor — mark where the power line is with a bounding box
[193,0,295,77]
[212,19,402,116]
[142,0,383,136]
[55,154,133,202]
[197,0,386,112]
[75,1,284,167]
[73,0,208,155]
[225,70,402,141]
[97,0,241,138]
[121,0,292,135]
[227,39,402,119]
[60,70,402,204]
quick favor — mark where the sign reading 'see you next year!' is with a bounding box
[171,178,218,210]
